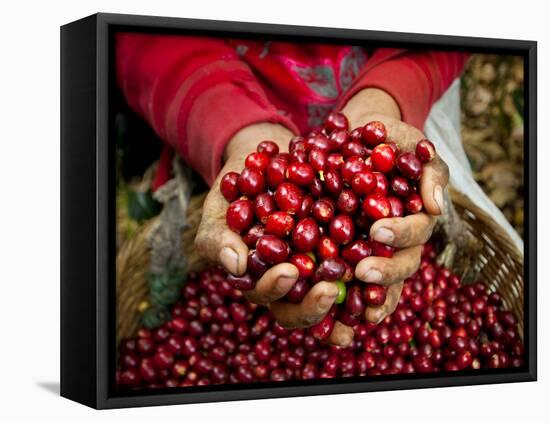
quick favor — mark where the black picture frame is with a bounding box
[60,12,537,409]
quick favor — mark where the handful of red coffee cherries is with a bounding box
[220,112,437,340]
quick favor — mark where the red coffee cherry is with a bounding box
[415,139,436,163]
[289,254,316,279]
[325,111,349,132]
[362,193,391,220]
[256,235,290,265]
[287,162,315,186]
[292,218,321,253]
[245,152,270,172]
[371,143,396,173]
[362,121,387,147]
[238,167,266,197]
[265,211,295,238]
[226,199,254,233]
[363,284,387,306]
[275,182,303,214]
[220,172,240,202]
[312,198,335,224]
[396,152,423,181]
[328,214,355,245]
[257,140,280,157]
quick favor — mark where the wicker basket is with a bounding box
[116,186,524,343]
[441,189,524,338]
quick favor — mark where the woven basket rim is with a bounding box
[450,187,523,260]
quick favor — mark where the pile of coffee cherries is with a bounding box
[220,113,438,339]
[116,243,524,389]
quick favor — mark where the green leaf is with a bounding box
[148,268,185,307]
[148,269,185,291]
[149,273,170,293]
[141,306,170,329]
[150,286,181,307]
[127,189,161,222]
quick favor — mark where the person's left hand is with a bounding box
[340,88,449,325]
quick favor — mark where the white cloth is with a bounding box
[423,79,524,254]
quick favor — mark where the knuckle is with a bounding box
[438,158,450,183]
[396,223,413,246]
[387,251,420,284]
[381,261,400,285]
[270,283,288,299]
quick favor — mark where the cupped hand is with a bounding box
[194,122,353,347]
[342,92,449,325]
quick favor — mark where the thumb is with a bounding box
[195,187,249,276]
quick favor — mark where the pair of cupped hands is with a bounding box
[195,88,449,347]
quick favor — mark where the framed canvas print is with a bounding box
[60,13,537,409]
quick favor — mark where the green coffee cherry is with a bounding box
[335,280,347,304]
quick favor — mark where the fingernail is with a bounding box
[362,269,382,282]
[317,295,336,313]
[220,247,239,274]
[277,275,298,291]
[434,185,444,214]
[373,227,394,244]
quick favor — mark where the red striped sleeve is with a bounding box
[338,49,470,129]
[116,33,299,185]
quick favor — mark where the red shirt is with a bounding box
[116,33,468,186]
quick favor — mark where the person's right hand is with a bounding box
[195,122,354,347]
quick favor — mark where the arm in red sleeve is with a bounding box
[338,49,470,129]
[116,33,299,185]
